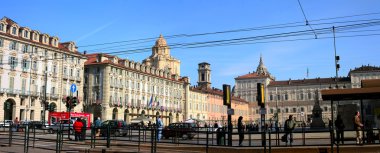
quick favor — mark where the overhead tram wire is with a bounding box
[108,32,380,56]
[78,11,380,49]
[84,18,380,53]
[102,20,380,56]
[297,0,318,38]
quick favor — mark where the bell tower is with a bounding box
[197,62,211,89]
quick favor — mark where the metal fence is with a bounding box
[1,123,380,153]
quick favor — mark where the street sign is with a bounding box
[70,84,77,93]
[260,108,267,114]
[227,108,234,115]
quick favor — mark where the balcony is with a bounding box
[30,91,39,97]
[0,88,6,94]
[69,76,75,81]
[6,89,18,96]
[19,90,30,97]
[76,76,82,82]
[63,74,69,79]
[51,94,59,100]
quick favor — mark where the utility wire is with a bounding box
[100,20,380,55]
[85,18,380,53]
[78,11,380,48]
[297,0,318,38]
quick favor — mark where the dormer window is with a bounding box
[11,27,17,35]
[33,34,37,40]
[0,24,3,32]
[44,36,47,43]
[24,31,29,38]
[70,44,73,51]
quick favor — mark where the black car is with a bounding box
[162,123,197,140]
[100,120,128,136]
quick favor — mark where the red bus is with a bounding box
[48,112,91,127]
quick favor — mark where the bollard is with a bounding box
[249,131,251,146]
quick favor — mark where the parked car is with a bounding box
[162,122,197,140]
[48,119,74,134]
[0,120,13,127]
[100,120,128,137]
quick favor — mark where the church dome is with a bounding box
[154,34,167,47]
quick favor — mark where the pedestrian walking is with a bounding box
[73,118,84,141]
[335,115,345,144]
[238,116,244,146]
[353,111,364,145]
[95,117,101,137]
[284,115,296,146]
[156,116,163,141]
[81,118,87,141]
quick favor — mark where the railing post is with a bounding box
[33,123,36,148]
[24,123,29,153]
[249,131,251,146]
[206,128,209,153]
[268,129,271,153]
[106,124,110,148]
[151,128,154,153]
[138,126,141,153]
[9,123,13,147]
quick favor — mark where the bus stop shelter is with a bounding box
[321,79,380,153]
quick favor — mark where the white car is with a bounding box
[0,120,13,127]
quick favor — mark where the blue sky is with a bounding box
[2,0,380,88]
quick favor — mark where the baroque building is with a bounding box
[234,55,380,125]
[84,35,185,125]
[0,17,85,122]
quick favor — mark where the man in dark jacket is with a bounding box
[238,116,244,146]
[335,115,345,144]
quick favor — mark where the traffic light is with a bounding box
[65,96,72,109]
[72,97,78,107]
[44,102,49,110]
[223,84,231,106]
[257,83,265,108]
[335,56,340,70]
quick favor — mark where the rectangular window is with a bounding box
[51,87,55,94]
[0,39,3,47]
[64,67,67,76]
[70,69,73,76]
[22,59,29,71]
[32,61,38,70]
[0,54,3,66]
[21,79,26,92]
[30,110,34,120]
[10,57,18,70]
[9,77,14,89]
[76,69,80,77]
[22,44,30,53]
[53,65,57,74]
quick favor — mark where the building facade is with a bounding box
[0,17,85,122]
[84,35,185,125]
[186,62,250,126]
[234,55,380,124]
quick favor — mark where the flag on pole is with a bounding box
[148,95,153,108]
[306,67,309,78]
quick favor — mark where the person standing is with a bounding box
[13,117,20,132]
[95,117,102,137]
[335,115,345,144]
[354,111,364,145]
[238,116,244,146]
[81,118,87,141]
[284,115,296,146]
[156,116,163,141]
[73,118,84,141]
